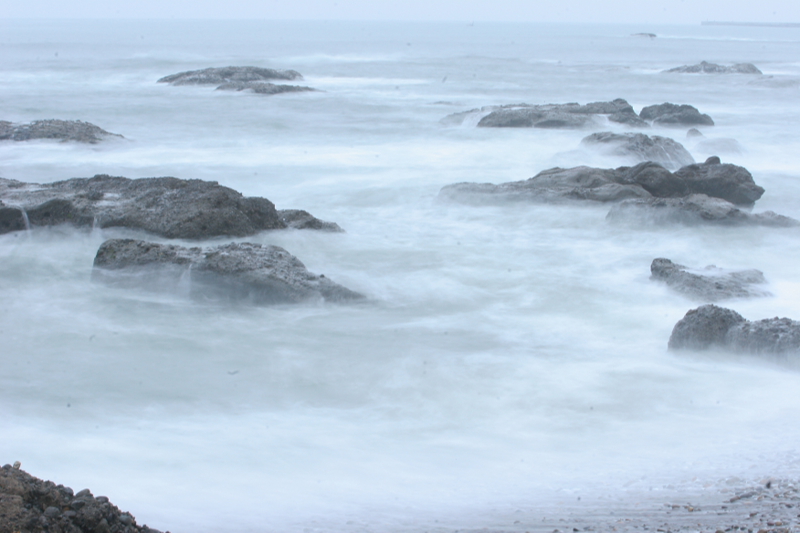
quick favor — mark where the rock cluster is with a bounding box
[669,304,800,354]
[665,61,762,74]
[0,463,165,533]
[0,120,122,144]
[0,175,342,239]
[580,131,695,170]
[158,66,316,96]
[650,258,770,301]
[93,239,364,305]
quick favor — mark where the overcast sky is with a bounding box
[4,0,799,24]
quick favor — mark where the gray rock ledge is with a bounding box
[580,132,695,170]
[0,175,342,238]
[651,258,770,302]
[665,61,762,74]
[158,66,303,85]
[93,239,364,305]
[639,103,715,127]
[0,119,123,144]
[669,304,800,354]
[216,81,317,95]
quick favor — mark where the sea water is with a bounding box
[2,20,800,532]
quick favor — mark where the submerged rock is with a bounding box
[93,239,364,304]
[0,119,122,144]
[669,304,800,354]
[639,103,715,126]
[650,258,770,302]
[580,132,695,170]
[215,81,316,95]
[158,66,303,85]
[0,463,166,533]
[665,61,762,74]
[0,175,342,239]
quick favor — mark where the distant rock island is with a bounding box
[665,61,762,74]
[0,119,122,144]
[158,66,316,96]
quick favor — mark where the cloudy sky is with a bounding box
[4,0,799,23]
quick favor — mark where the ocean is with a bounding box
[2,19,800,532]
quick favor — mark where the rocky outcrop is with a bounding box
[92,239,364,305]
[441,98,649,129]
[668,304,800,354]
[157,66,302,85]
[215,81,316,95]
[665,61,762,74]
[580,132,695,170]
[0,175,342,239]
[0,462,165,533]
[639,103,714,127]
[0,120,122,144]
[440,157,765,207]
[650,258,770,301]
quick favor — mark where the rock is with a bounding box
[639,103,715,126]
[607,193,798,227]
[92,239,364,305]
[278,209,343,232]
[650,258,770,301]
[669,304,800,354]
[665,61,762,74]
[580,132,695,170]
[440,159,768,208]
[686,128,704,138]
[0,175,341,239]
[0,119,123,144]
[0,463,167,533]
[158,66,302,85]
[215,81,316,95]
[442,98,648,129]
[631,33,657,38]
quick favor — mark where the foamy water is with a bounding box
[2,20,800,532]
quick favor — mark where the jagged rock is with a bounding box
[215,81,316,95]
[442,98,649,129]
[639,103,715,126]
[669,304,800,354]
[0,175,341,239]
[0,463,166,533]
[650,258,770,301]
[665,61,762,74]
[440,158,766,208]
[607,194,798,227]
[157,66,302,85]
[580,132,695,170]
[92,239,363,304]
[0,119,122,144]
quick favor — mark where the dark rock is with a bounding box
[0,119,123,144]
[665,61,762,74]
[686,128,704,138]
[607,193,798,227]
[216,81,317,95]
[580,132,695,170]
[0,464,167,533]
[0,175,340,239]
[631,33,657,38]
[92,239,364,305]
[640,103,715,126]
[673,158,763,206]
[158,66,302,85]
[278,209,343,232]
[669,304,800,354]
[650,258,770,302]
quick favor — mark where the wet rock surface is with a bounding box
[215,81,317,95]
[639,103,715,126]
[157,66,302,85]
[669,304,800,353]
[665,60,763,74]
[580,131,695,170]
[0,463,165,533]
[0,120,122,144]
[92,239,364,304]
[650,258,770,302]
[0,175,341,239]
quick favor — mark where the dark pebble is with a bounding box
[44,506,61,518]
[75,488,93,498]
[97,495,109,503]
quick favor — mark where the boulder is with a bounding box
[686,128,704,138]
[639,103,715,126]
[665,61,762,74]
[0,175,342,239]
[673,157,763,206]
[92,239,364,304]
[0,119,122,144]
[580,132,695,170]
[215,81,316,95]
[0,463,165,533]
[669,304,800,354]
[157,66,302,85]
[650,258,770,301]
